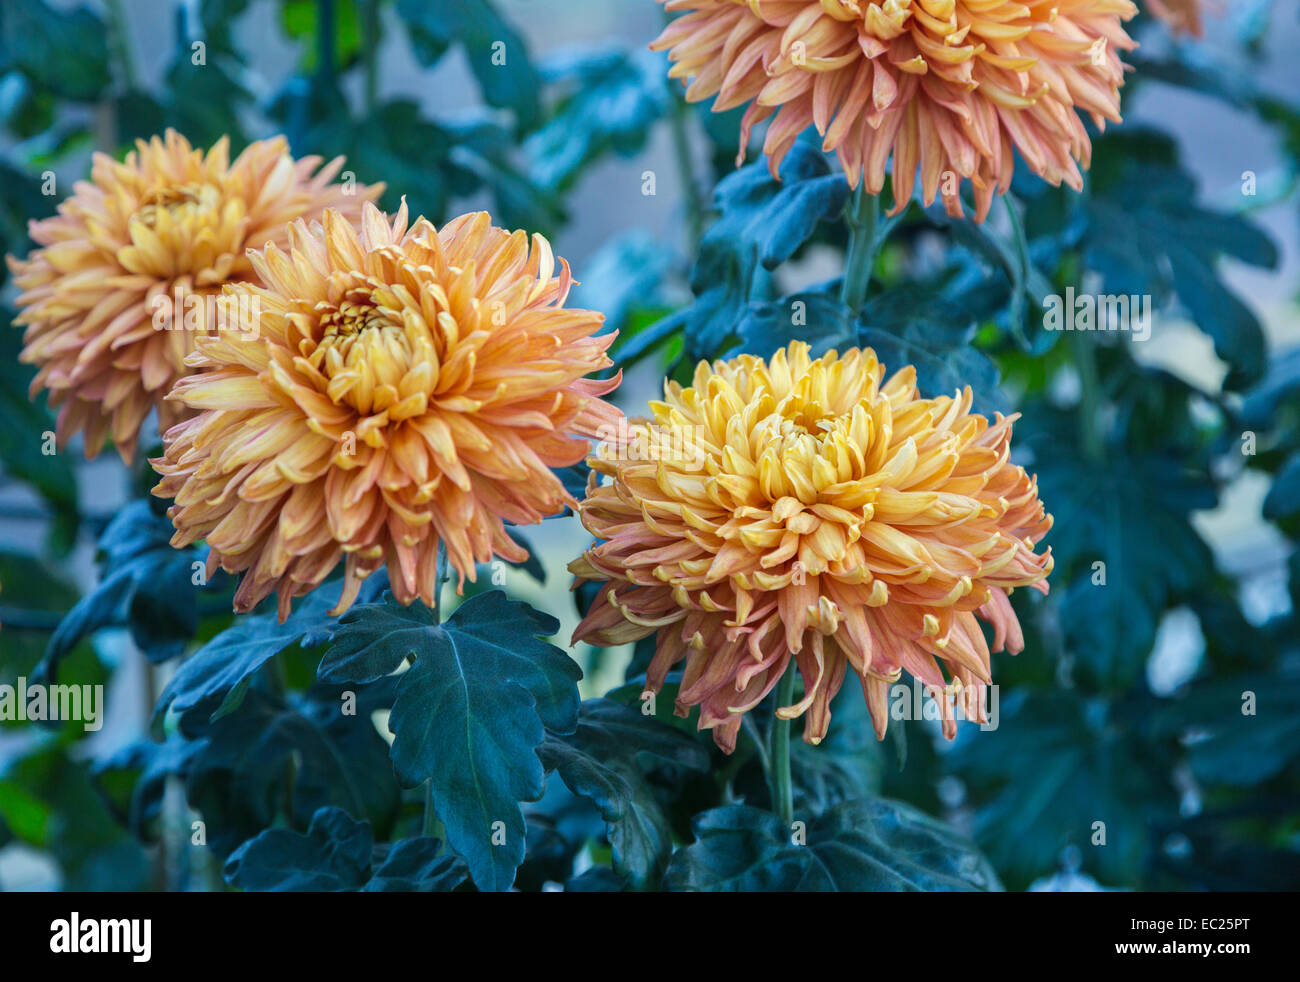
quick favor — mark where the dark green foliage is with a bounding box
[38,500,215,677]
[540,698,710,889]
[1,0,1297,896]
[319,591,582,891]
[663,799,1000,891]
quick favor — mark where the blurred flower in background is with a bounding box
[7,130,377,463]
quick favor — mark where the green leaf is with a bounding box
[732,292,855,360]
[662,143,850,361]
[1082,128,1276,390]
[155,583,344,723]
[364,837,468,892]
[0,0,110,101]
[104,683,401,858]
[1263,452,1300,520]
[0,778,50,845]
[0,307,79,550]
[525,48,667,192]
[1025,404,1216,689]
[319,590,582,891]
[1152,668,1300,788]
[5,745,149,890]
[540,698,709,889]
[39,500,206,679]
[396,0,541,129]
[225,806,373,891]
[952,690,1178,889]
[663,798,1001,891]
[226,805,469,891]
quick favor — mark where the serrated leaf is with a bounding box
[663,798,1000,891]
[319,590,582,891]
[155,583,345,723]
[225,806,373,891]
[364,837,468,892]
[540,698,709,888]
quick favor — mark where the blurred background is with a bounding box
[1,0,1298,892]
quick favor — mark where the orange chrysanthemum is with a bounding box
[652,0,1138,221]
[1145,0,1204,36]
[570,342,1052,752]
[7,129,379,462]
[152,201,622,620]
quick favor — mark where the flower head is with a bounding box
[152,202,622,620]
[7,129,379,462]
[570,342,1052,751]
[651,0,1138,221]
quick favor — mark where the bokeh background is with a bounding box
[1,0,1298,891]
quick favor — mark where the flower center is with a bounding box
[311,293,430,416]
[123,181,247,283]
[135,182,224,229]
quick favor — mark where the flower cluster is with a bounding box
[8,130,379,462]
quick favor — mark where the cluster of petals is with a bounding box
[152,201,621,619]
[652,0,1138,221]
[571,342,1052,751]
[8,129,377,461]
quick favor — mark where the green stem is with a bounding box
[420,545,449,841]
[770,667,796,827]
[316,0,336,89]
[840,183,880,313]
[360,0,380,112]
[668,90,704,248]
[105,0,138,90]
[1070,329,1104,462]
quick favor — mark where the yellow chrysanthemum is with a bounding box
[652,0,1138,221]
[7,129,379,462]
[570,341,1052,751]
[152,202,623,620]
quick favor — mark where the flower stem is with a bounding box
[770,666,796,827]
[421,544,448,841]
[105,0,138,90]
[1070,330,1105,462]
[840,183,880,313]
[668,90,704,248]
[360,0,380,113]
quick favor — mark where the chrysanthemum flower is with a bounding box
[651,0,1138,221]
[152,201,622,619]
[1145,0,1204,36]
[7,129,379,462]
[570,342,1052,751]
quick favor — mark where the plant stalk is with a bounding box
[421,545,449,841]
[840,183,880,313]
